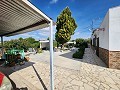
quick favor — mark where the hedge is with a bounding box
[72,46,85,59]
[75,38,88,48]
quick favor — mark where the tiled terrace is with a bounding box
[0,48,120,90]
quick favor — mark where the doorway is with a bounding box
[96,37,99,56]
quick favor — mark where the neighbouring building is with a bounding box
[39,40,50,50]
[91,6,120,69]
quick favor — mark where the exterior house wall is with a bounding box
[109,7,120,51]
[98,11,110,66]
[91,7,120,69]
[91,11,110,65]
[40,40,50,50]
[91,35,94,45]
[41,42,50,49]
[99,11,109,50]
[91,11,109,49]
[108,7,120,69]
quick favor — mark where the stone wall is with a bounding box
[99,47,109,67]
[109,51,120,69]
[99,47,120,69]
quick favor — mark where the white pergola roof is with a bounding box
[0,0,54,89]
[0,0,51,36]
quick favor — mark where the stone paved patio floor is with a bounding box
[0,48,120,90]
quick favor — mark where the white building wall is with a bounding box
[99,11,109,50]
[109,6,120,51]
[91,34,95,45]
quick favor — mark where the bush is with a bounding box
[73,46,85,59]
[73,51,84,59]
[82,42,88,48]
[37,48,42,53]
[75,38,84,48]
[75,38,88,48]
[78,46,85,51]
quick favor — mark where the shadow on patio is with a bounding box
[0,61,34,89]
[0,61,48,90]
[32,65,47,90]
[60,48,107,67]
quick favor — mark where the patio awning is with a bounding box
[0,0,54,90]
[0,0,51,36]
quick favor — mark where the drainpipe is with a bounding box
[49,20,54,90]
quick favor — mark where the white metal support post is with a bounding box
[49,20,54,90]
[1,36,4,57]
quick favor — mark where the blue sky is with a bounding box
[4,0,120,41]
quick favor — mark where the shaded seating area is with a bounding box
[0,0,54,89]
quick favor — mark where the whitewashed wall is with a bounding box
[109,6,120,51]
[99,11,109,50]
[91,11,109,50]
[91,34,95,45]
[91,6,120,51]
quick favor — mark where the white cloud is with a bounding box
[4,26,57,41]
[20,32,38,37]
[50,0,58,4]
[38,26,56,37]
[21,33,31,37]
[71,31,91,40]
[71,32,80,40]
[74,32,80,36]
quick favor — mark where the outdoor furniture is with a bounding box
[4,49,25,66]
[0,0,54,89]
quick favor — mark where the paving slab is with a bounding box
[0,48,120,90]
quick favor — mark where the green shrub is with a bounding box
[75,38,84,48]
[73,51,79,58]
[82,42,88,48]
[72,50,84,59]
[78,46,85,51]
[37,48,42,53]
[72,46,85,59]
[75,38,88,48]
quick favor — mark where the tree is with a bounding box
[47,37,49,40]
[55,7,77,49]
[19,37,23,41]
[85,38,91,44]
[75,38,88,48]
[3,37,40,51]
[53,40,57,48]
[75,38,84,48]
[25,37,35,44]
